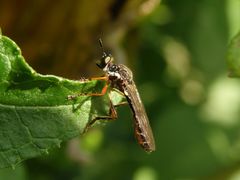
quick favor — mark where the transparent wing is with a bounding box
[123,81,156,152]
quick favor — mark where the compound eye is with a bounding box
[105,56,112,64]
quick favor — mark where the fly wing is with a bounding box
[123,81,156,152]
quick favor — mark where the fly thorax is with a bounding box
[107,64,121,80]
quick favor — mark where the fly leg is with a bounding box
[83,93,129,133]
[67,76,109,100]
[67,76,129,133]
[83,95,118,133]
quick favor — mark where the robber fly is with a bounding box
[68,39,156,152]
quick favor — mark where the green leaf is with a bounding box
[227,31,240,77]
[0,35,124,168]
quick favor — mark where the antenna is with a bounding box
[98,38,107,57]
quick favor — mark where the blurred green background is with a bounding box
[1,0,240,179]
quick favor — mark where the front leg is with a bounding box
[67,76,109,100]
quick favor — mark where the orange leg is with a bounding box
[83,93,129,133]
[83,94,118,133]
[77,76,108,82]
[89,76,108,81]
[67,76,109,100]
